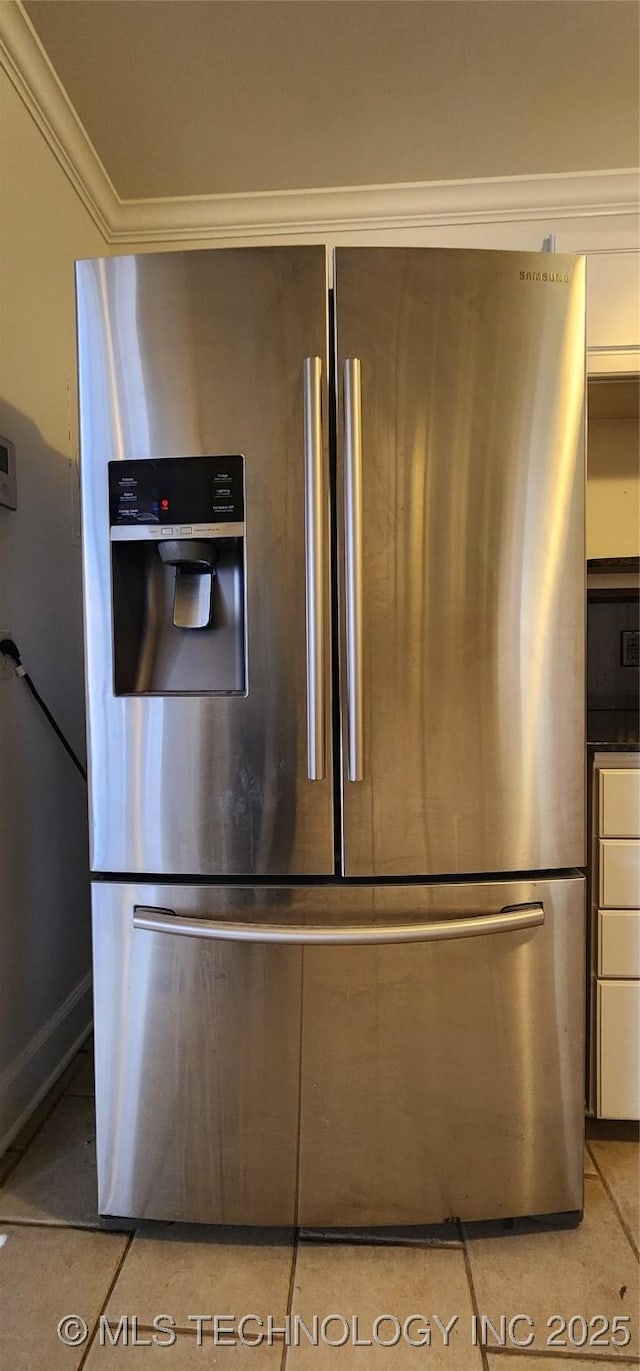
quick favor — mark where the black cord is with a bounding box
[0,638,87,782]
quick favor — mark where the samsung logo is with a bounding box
[519,270,570,283]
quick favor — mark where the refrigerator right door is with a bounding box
[334,247,585,877]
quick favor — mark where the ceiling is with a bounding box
[24,0,640,202]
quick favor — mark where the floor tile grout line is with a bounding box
[297,1234,462,1250]
[281,1230,300,1370]
[486,1348,640,1363]
[586,1157,640,1261]
[286,1230,299,1317]
[0,1216,113,1233]
[106,1322,287,1343]
[77,1231,135,1371]
[461,1227,491,1371]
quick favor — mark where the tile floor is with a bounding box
[1,1040,638,1370]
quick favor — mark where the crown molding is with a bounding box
[115,169,640,245]
[2,0,639,247]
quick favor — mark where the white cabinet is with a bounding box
[598,910,640,978]
[586,376,639,562]
[587,251,640,375]
[591,755,640,1119]
[599,840,640,908]
[597,981,640,1119]
[599,767,640,837]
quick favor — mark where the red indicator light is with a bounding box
[161,498,169,511]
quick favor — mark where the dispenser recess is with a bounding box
[109,455,246,695]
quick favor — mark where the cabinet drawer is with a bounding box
[599,840,640,908]
[597,980,640,1119]
[598,909,640,977]
[599,769,640,838]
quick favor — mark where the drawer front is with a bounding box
[597,980,640,1119]
[599,840,640,908]
[598,909,640,978]
[93,875,585,1225]
[599,768,640,839]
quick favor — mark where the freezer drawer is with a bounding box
[93,875,585,1226]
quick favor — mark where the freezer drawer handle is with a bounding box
[132,901,544,945]
[303,357,326,781]
[343,357,364,782]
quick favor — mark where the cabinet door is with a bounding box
[597,980,640,1119]
[599,768,640,838]
[335,247,585,877]
[598,910,640,978]
[599,840,640,907]
[587,251,640,375]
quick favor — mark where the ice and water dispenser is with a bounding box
[109,455,246,694]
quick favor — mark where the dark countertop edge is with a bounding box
[587,557,640,572]
[587,742,640,753]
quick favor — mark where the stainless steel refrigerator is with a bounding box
[76,245,586,1228]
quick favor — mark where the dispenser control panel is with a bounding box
[109,456,244,539]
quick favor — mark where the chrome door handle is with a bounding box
[303,357,325,781]
[133,902,543,945]
[343,357,364,782]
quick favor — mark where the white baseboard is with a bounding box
[0,972,93,1154]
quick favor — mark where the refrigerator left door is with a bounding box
[92,882,302,1223]
[77,247,334,876]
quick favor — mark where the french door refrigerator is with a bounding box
[76,245,586,1227]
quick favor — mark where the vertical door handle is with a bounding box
[343,358,364,782]
[303,357,325,781]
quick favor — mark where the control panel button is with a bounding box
[160,526,173,535]
[180,525,193,535]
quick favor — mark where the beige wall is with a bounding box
[587,416,640,560]
[0,66,107,1147]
